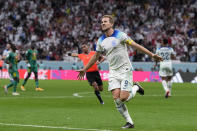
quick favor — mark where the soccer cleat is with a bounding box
[121,122,134,129]
[134,82,144,95]
[12,92,20,96]
[3,85,8,94]
[21,86,26,91]
[100,101,104,105]
[165,91,170,98]
[35,87,44,91]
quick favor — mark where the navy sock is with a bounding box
[94,91,103,103]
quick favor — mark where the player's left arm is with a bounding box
[96,55,106,65]
[125,39,163,62]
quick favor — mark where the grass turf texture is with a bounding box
[0,79,197,131]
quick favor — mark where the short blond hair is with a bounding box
[102,15,114,24]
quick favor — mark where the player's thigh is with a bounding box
[33,65,38,73]
[95,72,103,86]
[86,72,95,86]
[27,67,32,74]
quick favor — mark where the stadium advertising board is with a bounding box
[0,69,197,83]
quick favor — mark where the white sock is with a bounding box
[114,98,134,124]
[126,85,139,101]
[167,81,172,95]
[162,80,169,93]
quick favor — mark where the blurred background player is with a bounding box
[2,44,11,69]
[0,57,4,77]
[21,45,44,91]
[3,44,20,96]
[68,44,105,105]
[156,39,176,98]
[77,15,163,129]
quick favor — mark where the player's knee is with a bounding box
[92,82,98,88]
[120,92,130,102]
[119,96,127,102]
[98,85,103,91]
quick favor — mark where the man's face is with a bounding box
[101,17,113,31]
[81,45,88,53]
[6,44,11,49]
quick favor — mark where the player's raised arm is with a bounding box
[77,52,101,80]
[125,39,163,62]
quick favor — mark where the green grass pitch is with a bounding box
[0,79,197,131]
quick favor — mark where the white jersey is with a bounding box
[2,49,11,69]
[96,30,134,91]
[156,47,175,77]
[156,47,175,65]
[3,49,10,58]
[96,30,132,70]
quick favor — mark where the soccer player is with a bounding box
[2,44,11,69]
[77,15,163,128]
[156,39,175,98]
[21,45,44,91]
[68,44,105,104]
[3,44,20,95]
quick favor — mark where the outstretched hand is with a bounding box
[152,54,163,62]
[76,69,86,80]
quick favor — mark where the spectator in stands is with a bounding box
[0,0,196,62]
[71,63,79,70]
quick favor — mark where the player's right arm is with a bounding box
[77,52,101,80]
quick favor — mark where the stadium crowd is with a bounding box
[0,0,197,62]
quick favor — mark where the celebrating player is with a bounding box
[77,15,163,128]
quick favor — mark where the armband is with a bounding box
[126,39,134,45]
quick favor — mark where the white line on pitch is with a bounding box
[0,94,195,99]
[0,122,111,131]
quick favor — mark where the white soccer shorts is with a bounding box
[108,71,133,91]
[159,63,173,77]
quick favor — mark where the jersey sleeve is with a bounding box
[120,32,134,45]
[96,38,104,53]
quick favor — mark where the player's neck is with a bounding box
[105,28,114,37]
[84,51,89,54]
